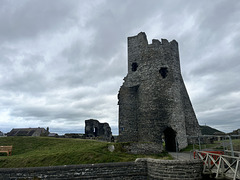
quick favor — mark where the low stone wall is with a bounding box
[141,158,203,180]
[0,162,147,180]
[0,158,203,180]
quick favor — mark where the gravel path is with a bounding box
[169,152,195,160]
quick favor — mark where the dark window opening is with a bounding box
[131,62,138,71]
[159,67,168,78]
[164,127,177,152]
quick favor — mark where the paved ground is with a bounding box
[169,149,218,161]
[169,152,194,160]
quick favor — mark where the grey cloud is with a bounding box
[59,39,126,90]
[10,103,91,123]
[199,106,240,132]
[84,0,165,60]
[0,0,79,42]
[0,53,48,94]
[0,0,239,134]
[2,72,46,93]
[199,0,240,33]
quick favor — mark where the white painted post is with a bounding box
[198,136,201,150]
[228,135,234,157]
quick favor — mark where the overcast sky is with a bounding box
[0,0,239,135]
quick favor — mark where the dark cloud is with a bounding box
[0,0,239,134]
[0,0,79,42]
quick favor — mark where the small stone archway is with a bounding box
[163,127,177,152]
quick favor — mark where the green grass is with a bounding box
[181,143,220,152]
[181,139,240,152]
[232,139,240,151]
[0,137,171,168]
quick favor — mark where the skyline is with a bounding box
[0,0,240,135]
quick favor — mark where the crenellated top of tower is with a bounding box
[125,32,182,86]
[128,32,178,50]
[127,32,180,75]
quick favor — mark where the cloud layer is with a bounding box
[0,0,239,134]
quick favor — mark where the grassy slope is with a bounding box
[181,139,240,152]
[200,125,223,135]
[232,139,240,151]
[0,137,170,168]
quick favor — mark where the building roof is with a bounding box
[7,128,47,136]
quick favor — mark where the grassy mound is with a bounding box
[200,125,224,135]
[0,137,170,168]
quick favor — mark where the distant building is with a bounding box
[7,127,49,137]
[228,128,240,139]
[229,129,240,135]
[213,132,226,141]
[64,133,84,138]
[48,133,58,137]
[0,131,4,136]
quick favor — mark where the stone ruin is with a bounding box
[118,32,201,153]
[85,119,113,142]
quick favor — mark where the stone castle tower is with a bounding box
[118,32,201,153]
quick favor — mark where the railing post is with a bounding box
[228,135,234,157]
[233,159,239,180]
[220,156,224,178]
[198,136,201,151]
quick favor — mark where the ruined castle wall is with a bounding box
[118,32,201,151]
[85,119,112,141]
[118,86,139,142]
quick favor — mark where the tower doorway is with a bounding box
[164,127,177,152]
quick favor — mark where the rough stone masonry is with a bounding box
[118,32,201,153]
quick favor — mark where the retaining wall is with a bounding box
[142,158,203,180]
[0,159,202,180]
